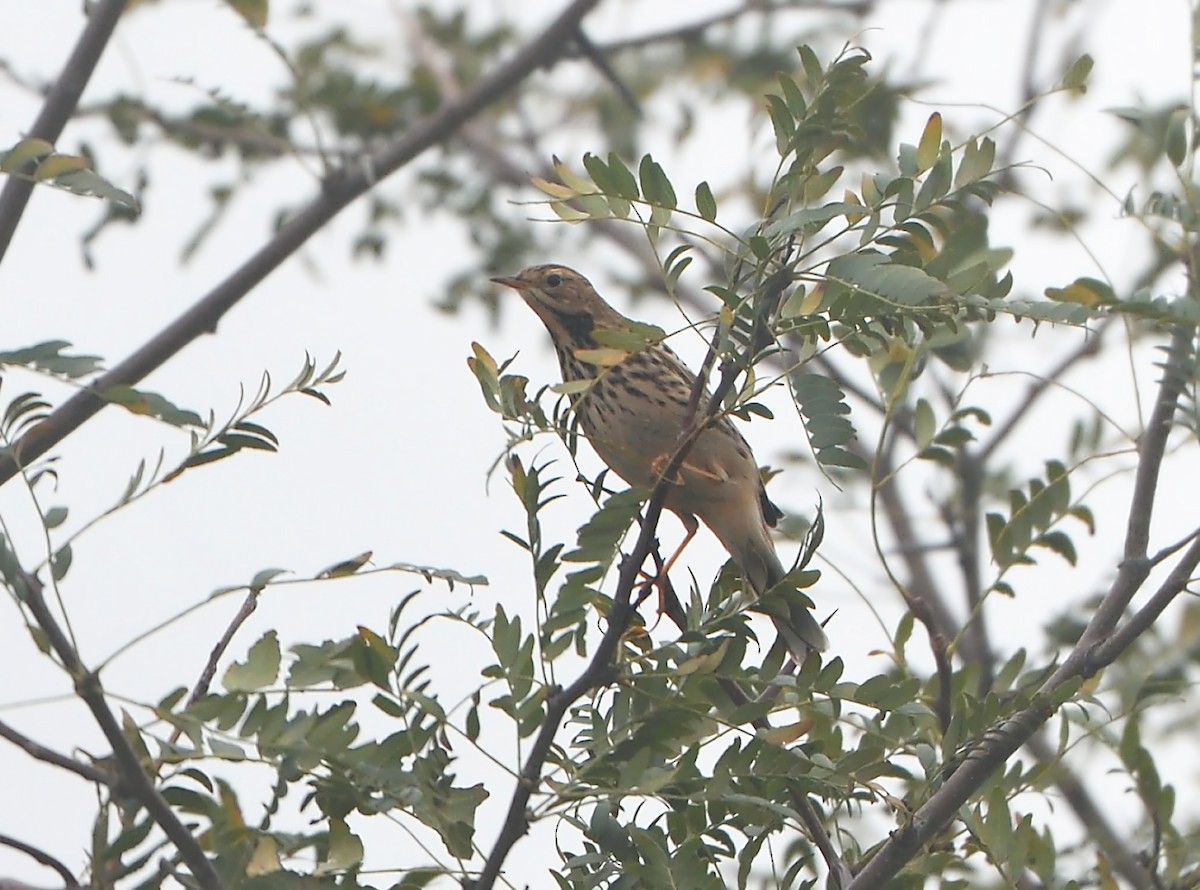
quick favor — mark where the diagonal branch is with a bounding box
[0,0,129,265]
[17,570,222,890]
[849,325,1195,888]
[0,0,603,490]
[0,834,81,889]
[0,718,114,787]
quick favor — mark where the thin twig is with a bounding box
[0,718,114,787]
[0,0,603,490]
[568,0,873,57]
[154,588,261,755]
[571,28,640,115]
[187,590,260,708]
[952,450,996,693]
[0,834,81,889]
[17,570,222,890]
[977,318,1110,462]
[0,0,129,265]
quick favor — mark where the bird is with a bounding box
[491,264,829,656]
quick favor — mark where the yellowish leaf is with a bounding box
[529,176,577,200]
[225,0,267,28]
[1,138,54,172]
[318,551,373,579]
[247,837,281,876]
[842,189,865,224]
[549,201,588,222]
[916,112,942,172]
[34,154,89,181]
[761,718,814,746]
[574,347,629,367]
[799,283,824,315]
[552,158,599,195]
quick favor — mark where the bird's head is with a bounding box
[491,265,626,346]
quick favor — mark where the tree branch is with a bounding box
[568,0,874,57]
[0,0,603,490]
[849,325,1195,887]
[0,835,81,890]
[0,0,129,265]
[0,718,114,787]
[17,570,222,890]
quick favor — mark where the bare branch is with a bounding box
[186,590,259,708]
[0,834,82,889]
[0,0,129,264]
[977,319,1110,462]
[152,589,261,757]
[0,718,114,787]
[0,0,604,490]
[570,0,873,57]
[17,570,222,890]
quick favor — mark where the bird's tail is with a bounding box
[724,520,830,656]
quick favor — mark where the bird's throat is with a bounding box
[553,308,596,346]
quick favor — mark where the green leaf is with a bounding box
[695,181,717,221]
[318,819,363,873]
[0,341,103,379]
[913,398,936,450]
[223,631,281,692]
[0,137,54,172]
[561,488,645,565]
[1058,53,1094,93]
[638,154,677,209]
[1166,108,1190,167]
[1044,277,1116,306]
[317,551,373,579]
[103,385,203,427]
[208,737,246,760]
[605,152,641,200]
[954,136,996,188]
[249,567,288,590]
[50,543,72,582]
[827,251,947,307]
[792,372,862,469]
[379,561,487,588]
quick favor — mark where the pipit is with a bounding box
[492,264,829,656]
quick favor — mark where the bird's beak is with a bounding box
[490,275,523,290]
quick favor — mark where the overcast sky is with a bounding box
[0,1,1195,885]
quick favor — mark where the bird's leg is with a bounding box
[633,544,661,612]
[652,514,698,616]
[651,452,725,485]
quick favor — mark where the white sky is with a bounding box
[0,0,1196,886]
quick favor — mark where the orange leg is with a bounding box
[660,513,699,580]
[652,514,698,615]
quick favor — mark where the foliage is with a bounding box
[2,3,1200,890]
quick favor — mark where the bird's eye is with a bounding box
[545,273,563,287]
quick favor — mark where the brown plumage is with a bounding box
[492,264,828,655]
